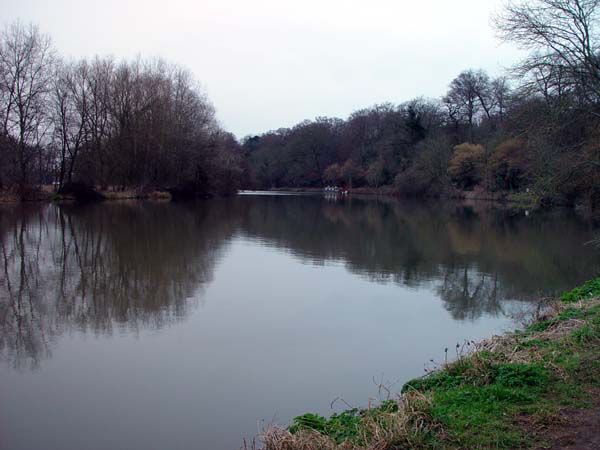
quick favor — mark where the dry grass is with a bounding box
[475,299,600,359]
[260,391,439,450]
[0,185,54,202]
[89,187,171,201]
[148,190,172,200]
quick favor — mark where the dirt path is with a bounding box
[534,407,600,450]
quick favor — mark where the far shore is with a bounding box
[265,186,572,210]
[0,185,583,216]
[0,185,173,204]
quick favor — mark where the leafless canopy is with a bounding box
[494,0,600,102]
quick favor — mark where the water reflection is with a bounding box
[0,202,234,369]
[1,196,598,370]
[233,195,599,315]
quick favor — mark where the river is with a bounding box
[1,193,599,450]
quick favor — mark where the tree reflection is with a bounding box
[0,210,54,370]
[437,268,503,321]
[1,196,599,368]
[232,195,600,319]
[0,202,234,369]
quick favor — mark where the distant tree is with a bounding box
[491,76,511,123]
[284,118,340,187]
[414,135,454,194]
[444,70,489,138]
[342,104,401,166]
[323,163,341,185]
[403,97,446,134]
[208,130,244,194]
[82,56,113,186]
[404,104,426,142]
[248,130,288,188]
[340,159,361,188]
[365,157,386,187]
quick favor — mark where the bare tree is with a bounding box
[444,70,495,138]
[491,76,511,122]
[494,0,600,103]
[84,57,113,186]
[52,60,89,188]
[0,22,55,187]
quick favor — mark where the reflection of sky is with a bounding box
[1,237,518,450]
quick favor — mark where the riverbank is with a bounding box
[260,278,600,450]
[269,186,396,196]
[270,185,541,206]
[0,184,568,206]
[0,185,203,203]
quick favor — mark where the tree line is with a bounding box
[0,21,242,199]
[2,0,599,213]
[241,0,600,216]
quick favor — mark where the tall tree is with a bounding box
[444,70,492,138]
[494,0,600,104]
[0,22,55,186]
[52,60,89,187]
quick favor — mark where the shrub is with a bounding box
[489,139,530,191]
[289,413,327,434]
[448,143,486,189]
[323,163,341,185]
[340,159,363,188]
[365,158,386,187]
[393,167,431,197]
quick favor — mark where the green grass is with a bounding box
[561,277,600,303]
[399,362,551,448]
[431,385,533,448]
[288,400,400,443]
[274,277,600,450]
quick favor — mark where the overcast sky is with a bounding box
[3,0,524,138]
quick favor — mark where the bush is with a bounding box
[448,143,486,189]
[365,158,386,187]
[340,159,363,188]
[489,139,529,191]
[323,163,341,185]
[393,167,432,197]
[58,182,104,202]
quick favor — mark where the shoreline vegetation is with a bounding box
[0,181,535,203]
[0,182,235,203]
[0,184,173,203]
[0,185,567,219]
[260,278,600,450]
[0,185,591,223]
[256,278,600,450]
[269,186,549,209]
[237,0,600,220]
[0,22,243,203]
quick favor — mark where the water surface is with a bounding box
[1,195,599,450]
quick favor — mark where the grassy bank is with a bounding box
[261,278,600,450]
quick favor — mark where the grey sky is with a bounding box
[3,0,523,138]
